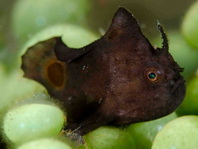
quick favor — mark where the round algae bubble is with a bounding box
[127,112,177,149]
[12,0,90,42]
[17,138,72,149]
[20,24,98,57]
[152,116,198,149]
[83,126,135,149]
[182,1,198,49]
[0,70,45,111]
[3,104,65,144]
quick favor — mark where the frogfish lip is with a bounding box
[171,76,186,106]
[171,77,185,93]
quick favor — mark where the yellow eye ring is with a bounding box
[144,68,162,82]
[147,72,157,81]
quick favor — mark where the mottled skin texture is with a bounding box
[21,7,186,136]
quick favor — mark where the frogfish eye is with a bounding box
[148,72,157,81]
[144,68,162,82]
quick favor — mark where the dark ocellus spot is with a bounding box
[47,62,65,87]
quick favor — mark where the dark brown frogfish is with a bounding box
[21,7,186,136]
